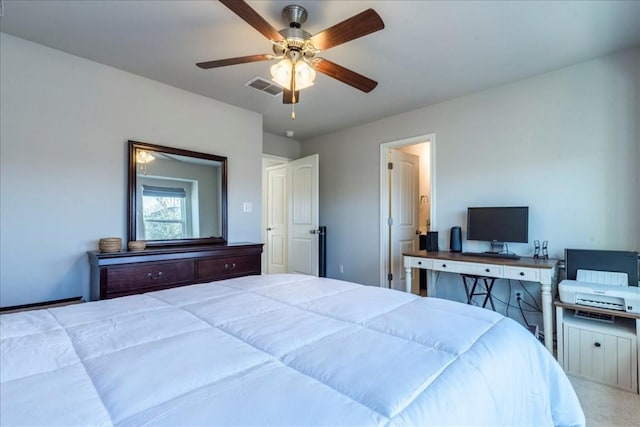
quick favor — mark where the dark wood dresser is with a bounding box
[88,243,262,300]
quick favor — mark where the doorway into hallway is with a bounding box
[379,134,436,293]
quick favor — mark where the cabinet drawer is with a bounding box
[106,260,195,293]
[475,264,503,277]
[504,266,539,281]
[197,255,260,281]
[406,257,433,269]
[433,260,461,273]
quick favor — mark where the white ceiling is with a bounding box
[1,0,639,141]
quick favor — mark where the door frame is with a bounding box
[379,133,437,289]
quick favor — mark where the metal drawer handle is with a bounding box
[594,342,601,347]
[147,271,163,280]
[417,261,422,265]
[485,268,490,273]
[225,263,237,270]
[442,264,447,268]
[519,272,525,276]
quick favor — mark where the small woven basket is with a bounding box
[128,240,146,252]
[98,237,122,253]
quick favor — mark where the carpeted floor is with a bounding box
[568,375,640,426]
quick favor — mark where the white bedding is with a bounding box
[1,273,584,426]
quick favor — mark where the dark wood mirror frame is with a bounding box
[127,140,228,247]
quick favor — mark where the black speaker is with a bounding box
[425,231,439,252]
[450,226,462,252]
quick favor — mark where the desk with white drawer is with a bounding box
[403,251,559,353]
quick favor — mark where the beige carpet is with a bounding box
[568,375,640,426]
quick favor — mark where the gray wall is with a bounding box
[0,34,263,306]
[302,48,639,325]
[263,132,301,159]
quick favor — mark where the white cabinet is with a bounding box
[556,302,639,393]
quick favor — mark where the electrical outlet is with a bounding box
[513,290,523,301]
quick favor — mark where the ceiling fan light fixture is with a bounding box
[136,150,155,165]
[270,59,292,88]
[271,58,316,91]
[294,61,316,90]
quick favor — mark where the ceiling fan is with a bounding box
[196,0,385,108]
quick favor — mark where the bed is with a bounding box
[1,273,584,426]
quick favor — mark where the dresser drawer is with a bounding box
[197,255,260,281]
[504,266,539,281]
[89,243,263,300]
[106,260,195,294]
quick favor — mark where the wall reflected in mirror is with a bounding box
[128,141,227,247]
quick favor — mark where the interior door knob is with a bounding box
[267,227,273,231]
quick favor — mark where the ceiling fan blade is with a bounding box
[309,9,384,51]
[219,0,285,42]
[196,54,272,69]
[283,89,300,104]
[313,59,378,93]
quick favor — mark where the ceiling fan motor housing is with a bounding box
[282,5,308,28]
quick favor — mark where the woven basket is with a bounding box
[99,237,122,253]
[127,240,146,252]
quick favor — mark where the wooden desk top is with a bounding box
[403,250,558,270]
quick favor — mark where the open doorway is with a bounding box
[379,134,436,294]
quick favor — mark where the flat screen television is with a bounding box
[467,206,529,253]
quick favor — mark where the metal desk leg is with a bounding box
[482,278,496,310]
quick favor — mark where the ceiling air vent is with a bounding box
[244,77,283,97]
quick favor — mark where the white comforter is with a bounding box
[1,274,584,426]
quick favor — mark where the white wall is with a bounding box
[302,48,639,325]
[0,34,264,306]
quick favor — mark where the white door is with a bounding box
[266,164,288,273]
[288,154,319,275]
[389,150,419,291]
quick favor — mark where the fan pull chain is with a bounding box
[290,66,296,120]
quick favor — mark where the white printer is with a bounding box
[559,270,640,314]
[559,249,640,314]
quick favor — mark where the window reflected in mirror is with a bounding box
[128,141,227,247]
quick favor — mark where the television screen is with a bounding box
[467,206,529,244]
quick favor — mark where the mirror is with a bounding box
[127,140,227,247]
